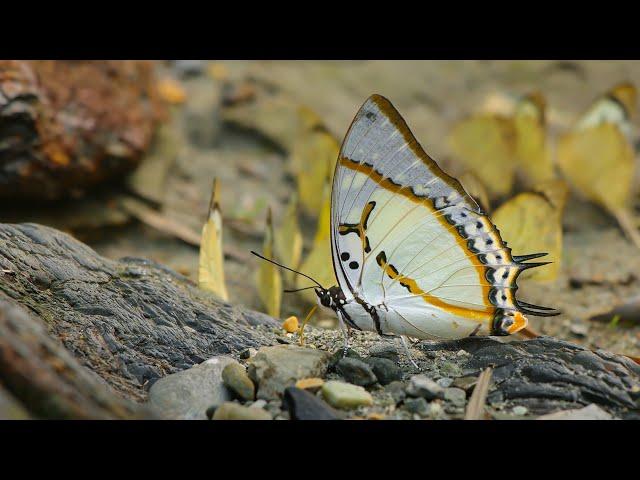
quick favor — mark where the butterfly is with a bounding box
[254,95,559,353]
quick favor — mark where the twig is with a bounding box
[464,367,493,420]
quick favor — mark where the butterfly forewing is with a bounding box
[330,95,535,338]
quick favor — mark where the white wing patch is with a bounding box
[330,94,557,339]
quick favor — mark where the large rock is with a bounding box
[148,356,236,420]
[0,60,163,200]
[247,345,331,400]
[0,223,278,403]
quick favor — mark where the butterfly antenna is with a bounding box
[250,251,325,289]
[283,286,318,293]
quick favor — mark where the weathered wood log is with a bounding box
[0,223,279,413]
[0,61,163,200]
[0,222,638,418]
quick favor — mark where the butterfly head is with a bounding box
[314,285,345,313]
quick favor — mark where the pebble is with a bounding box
[404,397,429,417]
[282,316,299,333]
[240,348,257,360]
[369,342,400,362]
[212,402,272,420]
[444,387,467,407]
[452,376,478,391]
[329,348,364,370]
[436,377,454,388]
[222,363,255,401]
[335,357,377,387]
[512,406,528,416]
[537,404,614,420]
[321,381,374,409]
[364,357,403,385]
[148,356,235,420]
[440,361,463,378]
[250,399,267,409]
[247,345,331,400]
[570,322,589,338]
[295,377,325,392]
[283,387,340,420]
[406,375,444,400]
[385,381,407,403]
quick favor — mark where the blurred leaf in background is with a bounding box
[557,83,640,248]
[297,168,334,304]
[514,91,556,187]
[290,127,340,216]
[198,179,229,301]
[493,180,569,281]
[274,192,303,286]
[256,207,282,318]
[448,112,516,198]
[459,170,492,213]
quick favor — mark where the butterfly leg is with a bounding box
[399,335,419,369]
[336,311,351,357]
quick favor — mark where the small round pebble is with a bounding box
[321,380,374,409]
[437,377,453,388]
[512,406,528,416]
[404,397,429,417]
[364,357,403,385]
[282,316,299,333]
[295,377,325,392]
[336,357,377,387]
[444,387,467,407]
[222,362,255,401]
[212,402,272,420]
[406,375,444,400]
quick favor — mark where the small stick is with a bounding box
[464,367,493,420]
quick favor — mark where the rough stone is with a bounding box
[283,387,340,420]
[537,404,615,420]
[222,362,255,401]
[148,356,235,420]
[335,357,377,387]
[406,375,445,400]
[212,402,272,420]
[364,357,403,385]
[321,381,373,409]
[248,345,331,400]
[404,397,429,417]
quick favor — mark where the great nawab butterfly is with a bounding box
[254,95,559,350]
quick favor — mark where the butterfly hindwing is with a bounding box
[330,95,550,338]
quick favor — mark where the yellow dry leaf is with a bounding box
[157,77,186,104]
[274,192,303,285]
[492,180,569,282]
[557,122,640,247]
[297,171,334,304]
[282,316,299,333]
[514,92,556,186]
[255,208,282,318]
[576,82,637,139]
[198,179,229,301]
[290,129,340,216]
[449,113,516,198]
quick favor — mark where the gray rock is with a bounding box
[404,397,429,417]
[444,387,467,407]
[247,345,331,400]
[385,381,407,403]
[329,347,363,370]
[437,377,454,388]
[512,406,528,416]
[336,357,377,387]
[537,404,615,420]
[406,375,444,400]
[212,402,272,420]
[369,342,400,362]
[364,357,403,385]
[148,356,235,419]
[222,362,255,401]
[440,361,463,378]
[283,387,340,420]
[240,348,257,360]
[321,381,373,409]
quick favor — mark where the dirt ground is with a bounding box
[5,60,640,358]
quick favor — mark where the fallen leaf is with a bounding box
[449,113,516,198]
[274,192,303,285]
[492,180,569,281]
[198,179,229,301]
[255,207,282,318]
[157,77,186,104]
[514,91,556,186]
